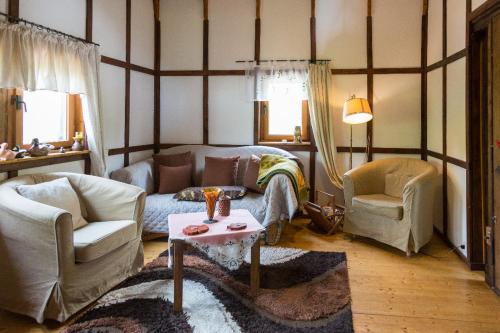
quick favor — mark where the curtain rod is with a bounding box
[236,59,330,63]
[0,11,100,46]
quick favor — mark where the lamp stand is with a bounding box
[349,125,353,170]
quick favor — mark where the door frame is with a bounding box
[468,0,500,294]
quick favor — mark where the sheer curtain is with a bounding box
[245,60,309,101]
[307,63,343,189]
[0,22,106,176]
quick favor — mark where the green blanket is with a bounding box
[257,154,309,204]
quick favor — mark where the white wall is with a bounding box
[427,0,469,256]
[159,0,425,204]
[0,0,155,180]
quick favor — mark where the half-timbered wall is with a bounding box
[0,0,156,182]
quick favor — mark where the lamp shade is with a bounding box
[342,97,373,124]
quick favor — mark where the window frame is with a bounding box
[259,100,310,143]
[13,92,84,149]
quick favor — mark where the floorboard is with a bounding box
[0,219,499,333]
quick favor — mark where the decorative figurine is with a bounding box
[11,145,27,159]
[27,138,50,157]
[72,132,84,151]
[0,143,16,161]
[293,125,302,143]
[59,147,65,153]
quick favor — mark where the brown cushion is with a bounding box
[243,154,264,193]
[153,152,191,192]
[202,156,240,186]
[158,164,192,194]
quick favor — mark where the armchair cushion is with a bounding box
[16,177,88,230]
[73,220,137,262]
[352,194,403,220]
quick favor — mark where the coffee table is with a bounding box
[168,209,265,313]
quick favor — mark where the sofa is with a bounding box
[110,145,303,243]
[343,158,439,255]
[0,172,146,323]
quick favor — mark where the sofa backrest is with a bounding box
[159,145,299,186]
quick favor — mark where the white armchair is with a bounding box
[0,172,146,323]
[343,158,439,255]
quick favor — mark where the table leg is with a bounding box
[173,240,184,313]
[250,239,260,296]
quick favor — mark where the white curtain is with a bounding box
[307,63,343,189]
[245,60,309,101]
[0,22,106,176]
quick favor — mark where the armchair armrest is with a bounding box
[0,187,75,279]
[76,175,146,235]
[110,159,154,194]
[402,168,438,245]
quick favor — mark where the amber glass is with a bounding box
[202,187,222,222]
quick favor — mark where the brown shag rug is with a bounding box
[63,246,353,333]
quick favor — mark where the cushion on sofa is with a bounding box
[16,177,88,230]
[73,220,137,262]
[352,194,403,220]
[202,156,240,186]
[244,154,264,193]
[174,186,247,201]
[153,152,192,192]
[158,164,192,194]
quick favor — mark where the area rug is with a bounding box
[63,246,353,333]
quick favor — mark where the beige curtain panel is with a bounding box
[307,63,344,189]
[0,22,106,176]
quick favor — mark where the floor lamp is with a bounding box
[342,95,373,169]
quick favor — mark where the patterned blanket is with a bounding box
[257,154,309,204]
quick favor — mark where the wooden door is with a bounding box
[490,13,500,291]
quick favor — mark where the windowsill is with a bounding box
[258,141,311,145]
[0,150,90,173]
[257,142,314,152]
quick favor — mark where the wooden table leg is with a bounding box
[173,240,184,313]
[250,239,260,296]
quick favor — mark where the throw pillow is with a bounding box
[202,156,240,186]
[174,186,247,202]
[153,152,192,192]
[17,177,88,230]
[158,164,192,194]
[243,154,264,193]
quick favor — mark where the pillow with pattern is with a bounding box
[174,186,247,202]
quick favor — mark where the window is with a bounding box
[0,89,84,149]
[259,98,310,142]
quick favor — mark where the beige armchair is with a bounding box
[0,172,146,323]
[343,158,439,255]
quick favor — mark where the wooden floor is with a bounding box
[1,219,500,333]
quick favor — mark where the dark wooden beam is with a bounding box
[367,0,374,162]
[154,0,161,154]
[421,0,429,160]
[124,0,132,167]
[86,0,93,42]
[203,0,209,145]
[442,0,448,238]
[253,0,261,145]
[426,48,467,72]
[337,147,422,155]
[7,0,19,20]
[108,144,156,156]
[309,0,316,201]
[101,56,155,75]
